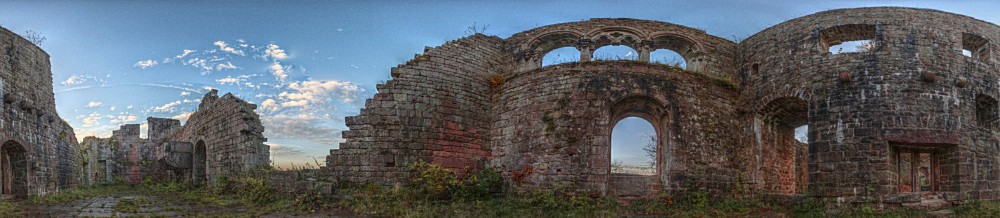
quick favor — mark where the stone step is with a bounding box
[902,199,950,210]
[926,209,955,218]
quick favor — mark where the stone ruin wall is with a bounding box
[82,90,269,186]
[741,7,1000,203]
[169,90,269,184]
[327,34,505,183]
[327,7,1000,204]
[0,26,82,199]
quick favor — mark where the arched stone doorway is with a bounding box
[608,96,671,197]
[759,97,809,194]
[193,140,207,185]
[1,140,28,199]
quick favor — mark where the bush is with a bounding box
[408,160,506,201]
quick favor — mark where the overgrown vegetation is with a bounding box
[7,161,1000,217]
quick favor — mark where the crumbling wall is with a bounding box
[327,34,507,184]
[170,90,269,184]
[0,26,81,199]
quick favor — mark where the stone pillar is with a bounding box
[638,47,651,62]
[580,46,592,62]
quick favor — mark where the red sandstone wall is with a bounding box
[327,34,507,184]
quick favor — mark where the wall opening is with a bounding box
[760,97,809,194]
[963,33,989,60]
[611,117,657,176]
[977,94,999,131]
[1,140,28,199]
[593,45,638,61]
[650,49,686,69]
[820,24,877,54]
[541,46,581,67]
[194,140,207,185]
[608,96,668,197]
[892,145,942,193]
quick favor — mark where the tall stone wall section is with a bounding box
[327,7,1000,204]
[327,34,507,184]
[0,26,82,199]
[740,7,1000,203]
[490,62,741,196]
[171,90,269,183]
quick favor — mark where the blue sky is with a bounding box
[1,1,998,168]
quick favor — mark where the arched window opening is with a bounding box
[820,24,876,54]
[194,140,207,185]
[593,45,638,61]
[963,33,989,60]
[977,94,999,131]
[1,141,28,199]
[541,46,580,67]
[611,117,657,176]
[650,49,686,69]
[760,97,809,194]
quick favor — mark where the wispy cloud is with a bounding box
[134,59,158,69]
[86,101,103,108]
[214,40,245,56]
[151,100,182,113]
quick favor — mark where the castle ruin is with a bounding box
[82,90,270,186]
[326,7,1000,206]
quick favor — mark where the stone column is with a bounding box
[579,46,593,62]
[638,47,651,62]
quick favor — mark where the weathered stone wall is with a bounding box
[81,91,268,186]
[0,26,82,199]
[171,90,269,184]
[327,34,506,184]
[327,7,1000,204]
[740,7,1000,203]
[491,62,741,196]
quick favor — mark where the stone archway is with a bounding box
[1,140,28,199]
[608,96,671,197]
[193,140,207,185]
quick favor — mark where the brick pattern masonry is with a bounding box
[327,7,1000,204]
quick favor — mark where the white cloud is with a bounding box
[171,111,194,123]
[217,77,241,85]
[216,62,237,71]
[280,80,361,106]
[260,99,278,111]
[134,59,158,69]
[110,106,116,111]
[270,62,288,83]
[176,49,196,59]
[109,114,138,124]
[180,91,191,96]
[127,105,134,109]
[81,112,101,127]
[261,114,344,145]
[267,143,305,156]
[62,75,85,86]
[86,101,103,108]
[214,41,245,56]
[152,100,182,113]
[264,44,288,60]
